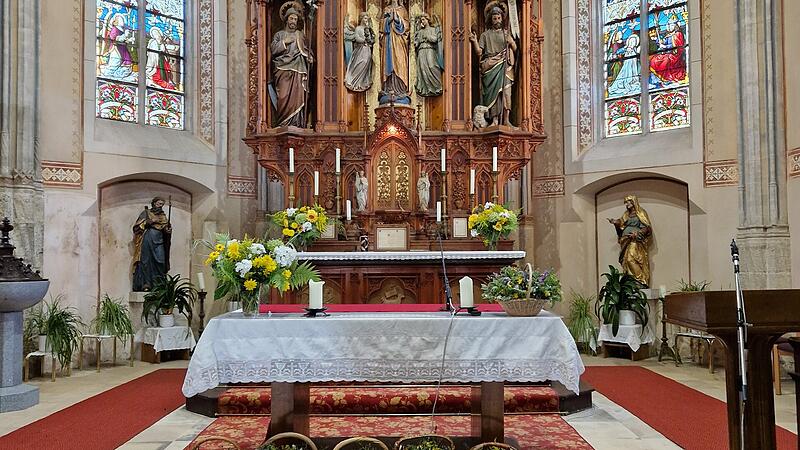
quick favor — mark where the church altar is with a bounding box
[269,250,526,304]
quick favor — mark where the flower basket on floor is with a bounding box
[333,437,389,450]
[395,435,455,450]
[189,436,241,450]
[468,443,518,450]
[467,202,518,250]
[258,432,318,450]
[481,264,562,317]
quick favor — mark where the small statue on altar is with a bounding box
[417,172,430,212]
[355,170,369,212]
[132,197,172,291]
[270,3,313,127]
[413,13,443,97]
[607,194,653,287]
[379,0,411,104]
[344,12,375,92]
[469,3,516,127]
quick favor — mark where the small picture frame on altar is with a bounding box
[452,217,469,238]
[320,222,336,239]
[375,224,409,251]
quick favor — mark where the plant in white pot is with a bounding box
[142,274,196,328]
[25,303,49,352]
[596,265,649,336]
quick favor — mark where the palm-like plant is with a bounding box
[566,291,598,354]
[42,295,84,371]
[596,265,649,336]
[92,294,134,337]
[142,274,197,326]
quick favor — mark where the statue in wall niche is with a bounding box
[355,170,369,212]
[344,12,376,92]
[132,197,172,292]
[469,2,517,127]
[417,171,430,212]
[607,194,653,287]
[413,13,443,97]
[379,0,411,104]
[270,3,313,127]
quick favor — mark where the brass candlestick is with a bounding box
[491,170,499,204]
[288,172,296,208]
[313,194,319,206]
[469,193,476,211]
[197,290,207,338]
[441,170,449,239]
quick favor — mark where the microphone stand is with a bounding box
[436,225,453,312]
[731,239,748,450]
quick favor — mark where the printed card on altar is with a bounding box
[452,217,468,238]
[375,225,409,251]
[320,221,336,239]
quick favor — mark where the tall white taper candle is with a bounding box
[441,148,446,172]
[459,276,474,308]
[492,146,498,172]
[314,171,319,196]
[346,200,352,220]
[197,272,205,291]
[289,147,295,173]
[470,169,476,194]
[436,201,442,222]
[335,148,341,173]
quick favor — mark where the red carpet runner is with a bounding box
[584,366,798,450]
[0,368,187,450]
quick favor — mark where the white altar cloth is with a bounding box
[142,326,196,353]
[182,310,584,397]
[297,250,526,262]
[595,324,655,352]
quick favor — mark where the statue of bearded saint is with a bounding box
[469,5,517,127]
[607,195,653,287]
[270,5,314,127]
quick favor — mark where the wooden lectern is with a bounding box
[664,290,800,450]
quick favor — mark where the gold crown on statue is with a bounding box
[280,1,305,23]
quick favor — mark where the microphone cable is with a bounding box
[429,305,459,434]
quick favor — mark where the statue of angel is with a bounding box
[344,12,376,92]
[413,13,443,97]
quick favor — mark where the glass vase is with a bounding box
[240,292,259,318]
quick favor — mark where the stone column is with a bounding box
[734,0,791,289]
[0,0,43,270]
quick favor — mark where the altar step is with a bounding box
[203,383,594,417]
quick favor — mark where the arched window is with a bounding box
[96,0,186,129]
[603,0,689,137]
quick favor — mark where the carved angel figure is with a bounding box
[344,12,376,92]
[413,13,443,97]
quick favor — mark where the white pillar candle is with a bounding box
[335,148,341,173]
[309,280,325,309]
[459,276,474,308]
[470,169,476,195]
[436,201,442,222]
[659,285,667,298]
[492,146,498,172]
[197,272,205,291]
[313,171,319,196]
[441,148,446,172]
[346,200,352,220]
[289,147,295,173]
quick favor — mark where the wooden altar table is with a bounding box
[665,290,800,450]
[182,307,583,442]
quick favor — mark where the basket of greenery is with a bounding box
[142,274,197,328]
[481,264,562,316]
[92,294,134,337]
[468,443,518,450]
[258,432,317,450]
[333,437,389,450]
[596,265,649,336]
[566,291,598,354]
[394,435,454,450]
[188,436,241,449]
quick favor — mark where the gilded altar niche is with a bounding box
[244,0,546,249]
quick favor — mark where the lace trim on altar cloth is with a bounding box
[297,250,526,262]
[182,358,582,398]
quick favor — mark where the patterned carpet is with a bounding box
[189,415,592,450]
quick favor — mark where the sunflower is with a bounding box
[243,279,258,291]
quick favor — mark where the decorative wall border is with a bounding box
[228,175,257,198]
[532,175,565,198]
[789,148,800,177]
[704,159,738,187]
[198,0,215,144]
[576,0,593,151]
[41,160,83,188]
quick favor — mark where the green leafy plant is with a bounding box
[566,291,598,354]
[396,436,454,450]
[92,294,134,337]
[468,202,519,250]
[38,295,84,371]
[480,265,562,305]
[677,279,710,292]
[142,274,196,326]
[596,265,649,336]
[257,445,309,450]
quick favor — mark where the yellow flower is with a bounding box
[205,251,219,265]
[227,241,241,259]
[307,210,318,223]
[215,244,224,252]
[283,228,295,237]
[282,269,292,279]
[243,279,257,291]
[300,206,308,212]
[253,255,278,273]
[493,222,503,231]
[291,222,299,230]
[283,219,289,227]
[468,214,478,227]
[282,282,290,291]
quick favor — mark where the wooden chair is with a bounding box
[333,437,389,450]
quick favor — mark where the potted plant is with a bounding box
[596,265,649,336]
[92,294,134,337]
[395,435,454,450]
[25,303,49,352]
[566,291,598,355]
[467,202,519,250]
[142,274,197,328]
[481,264,562,316]
[677,279,711,292]
[257,432,317,450]
[42,295,84,374]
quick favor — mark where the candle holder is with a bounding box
[197,290,207,337]
[303,307,328,318]
[335,172,342,220]
[288,172,296,208]
[440,170,449,239]
[459,306,482,316]
[491,170,499,204]
[313,194,319,206]
[469,193,476,211]
[657,297,677,362]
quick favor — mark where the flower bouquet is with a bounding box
[204,234,320,316]
[467,202,519,250]
[270,205,328,251]
[481,264,561,316]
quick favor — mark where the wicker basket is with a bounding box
[188,436,241,450]
[260,432,318,450]
[496,297,547,316]
[394,434,455,450]
[333,437,389,450]
[468,443,518,450]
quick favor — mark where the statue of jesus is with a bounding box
[469,4,516,127]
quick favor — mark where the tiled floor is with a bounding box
[0,355,796,449]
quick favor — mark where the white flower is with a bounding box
[301,221,312,232]
[484,202,494,210]
[470,229,479,237]
[234,259,253,277]
[273,245,298,267]
[226,239,239,247]
[500,211,511,218]
[286,208,298,216]
[249,243,266,255]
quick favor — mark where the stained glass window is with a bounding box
[95,0,185,129]
[602,0,690,136]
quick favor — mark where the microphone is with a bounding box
[436,226,454,312]
[730,239,740,274]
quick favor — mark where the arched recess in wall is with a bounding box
[594,177,690,292]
